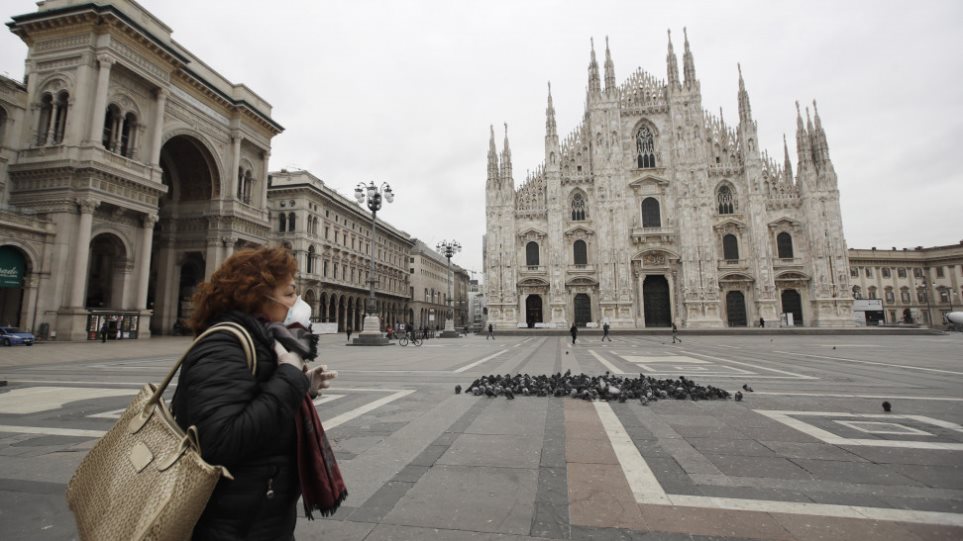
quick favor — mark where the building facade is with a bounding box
[848,242,963,327]
[408,239,469,331]
[0,0,281,339]
[267,169,413,332]
[484,33,854,329]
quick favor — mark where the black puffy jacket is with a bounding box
[173,311,309,541]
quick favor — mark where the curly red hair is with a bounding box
[188,246,297,334]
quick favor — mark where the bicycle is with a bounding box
[398,333,423,347]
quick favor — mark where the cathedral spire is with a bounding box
[737,63,752,124]
[812,99,835,176]
[545,82,557,138]
[666,29,680,88]
[682,27,697,88]
[783,133,794,184]
[487,124,498,183]
[795,101,813,178]
[500,122,513,182]
[588,37,601,97]
[603,36,616,95]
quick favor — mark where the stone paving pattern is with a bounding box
[0,331,961,540]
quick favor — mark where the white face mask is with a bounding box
[283,295,313,328]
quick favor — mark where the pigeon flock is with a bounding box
[456,370,731,404]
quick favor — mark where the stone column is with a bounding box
[88,55,115,143]
[230,133,242,198]
[149,88,169,165]
[205,238,221,280]
[136,214,157,310]
[69,199,99,308]
[637,272,646,327]
[667,272,677,326]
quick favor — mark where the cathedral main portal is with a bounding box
[526,295,543,328]
[643,275,671,327]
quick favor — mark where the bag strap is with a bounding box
[149,322,257,406]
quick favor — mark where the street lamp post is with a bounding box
[352,181,394,346]
[436,239,461,338]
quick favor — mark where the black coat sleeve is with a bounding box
[179,335,310,465]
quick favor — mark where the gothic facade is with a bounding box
[484,33,854,329]
[0,0,281,339]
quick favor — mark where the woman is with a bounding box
[173,246,335,540]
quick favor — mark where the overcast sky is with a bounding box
[2,0,961,275]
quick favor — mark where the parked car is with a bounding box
[0,327,35,346]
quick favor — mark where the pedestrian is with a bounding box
[346,324,352,343]
[487,323,494,340]
[602,321,612,341]
[671,322,681,343]
[422,325,428,340]
[759,317,765,328]
[100,321,108,343]
[173,246,343,539]
[570,323,578,345]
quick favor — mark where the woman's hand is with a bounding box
[274,341,304,371]
[306,364,337,397]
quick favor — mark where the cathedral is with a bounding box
[484,32,855,329]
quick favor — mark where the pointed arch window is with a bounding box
[573,240,587,266]
[288,212,296,232]
[636,126,656,168]
[717,185,735,214]
[641,197,661,228]
[526,241,540,267]
[571,192,586,221]
[722,234,739,261]
[777,232,794,259]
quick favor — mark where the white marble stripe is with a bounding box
[680,351,818,380]
[774,351,963,376]
[0,424,106,438]
[587,349,627,375]
[322,390,415,429]
[753,391,963,401]
[452,349,509,373]
[593,401,670,505]
[667,495,963,527]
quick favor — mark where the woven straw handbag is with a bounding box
[66,322,256,541]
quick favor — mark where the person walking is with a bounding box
[671,322,681,343]
[100,321,108,343]
[602,321,612,341]
[487,323,494,340]
[570,323,578,345]
[346,324,352,343]
[759,317,765,328]
[173,246,343,539]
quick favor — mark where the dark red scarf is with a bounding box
[295,394,348,518]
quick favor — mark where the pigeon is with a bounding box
[454,385,462,394]
[742,384,754,392]
[505,389,514,400]
[734,391,743,402]
[882,401,891,412]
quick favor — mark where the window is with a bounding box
[120,112,137,157]
[573,240,587,265]
[852,286,862,300]
[939,288,950,303]
[717,185,735,214]
[900,287,910,303]
[722,234,739,261]
[777,232,794,259]
[898,268,907,278]
[0,106,7,146]
[881,268,891,278]
[636,126,656,168]
[865,267,873,278]
[850,267,859,278]
[102,104,120,151]
[307,246,316,274]
[936,266,945,278]
[287,212,296,232]
[917,288,927,303]
[323,260,328,277]
[571,192,586,221]
[526,241,540,267]
[641,197,661,228]
[278,213,286,232]
[868,286,877,300]
[36,93,53,145]
[885,288,895,303]
[913,268,923,278]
